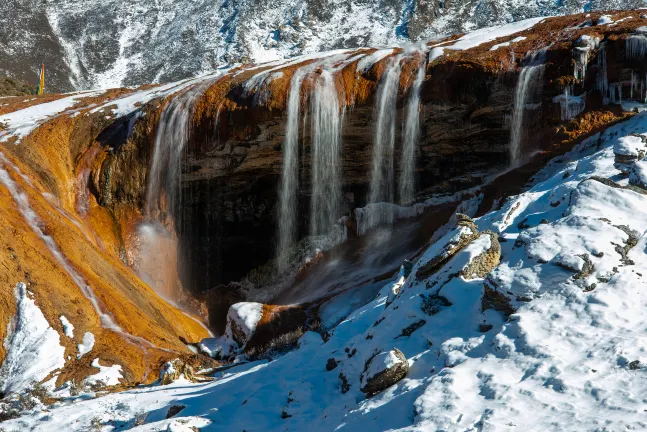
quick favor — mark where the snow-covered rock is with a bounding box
[228,302,264,347]
[614,134,646,173]
[360,349,408,396]
[628,159,647,189]
[159,359,195,386]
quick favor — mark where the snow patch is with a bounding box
[84,358,122,387]
[59,315,74,338]
[0,282,65,394]
[77,332,95,359]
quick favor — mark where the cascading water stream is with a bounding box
[146,80,214,218]
[509,51,546,167]
[140,78,217,300]
[276,69,308,272]
[367,56,402,228]
[310,69,343,237]
[399,61,425,206]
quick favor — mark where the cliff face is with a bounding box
[119,11,641,307]
[0,10,645,389]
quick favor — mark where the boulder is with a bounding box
[460,231,501,280]
[360,349,408,396]
[159,359,195,385]
[628,160,647,190]
[614,134,646,174]
[227,302,264,347]
[416,214,479,279]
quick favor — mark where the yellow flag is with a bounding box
[38,64,45,95]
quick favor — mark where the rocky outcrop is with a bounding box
[460,231,501,280]
[614,133,647,173]
[416,214,479,280]
[360,349,409,396]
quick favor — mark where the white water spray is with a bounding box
[368,56,402,227]
[399,62,425,205]
[276,69,308,271]
[310,69,343,236]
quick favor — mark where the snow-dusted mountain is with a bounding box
[0,0,643,91]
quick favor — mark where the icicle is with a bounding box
[626,34,647,60]
[554,86,586,121]
[596,43,608,101]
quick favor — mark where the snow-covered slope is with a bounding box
[6,108,647,430]
[0,0,643,91]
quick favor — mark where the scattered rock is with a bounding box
[629,360,641,370]
[326,358,338,371]
[281,411,292,419]
[395,320,426,338]
[482,280,515,316]
[166,405,185,419]
[420,294,451,316]
[339,372,350,394]
[478,323,493,332]
[159,359,195,385]
[360,349,408,396]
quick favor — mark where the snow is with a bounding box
[597,15,614,25]
[59,315,74,338]
[8,109,647,431]
[228,302,263,342]
[446,17,545,52]
[0,282,65,395]
[614,134,644,157]
[77,332,95,358]
[356,49,395,73]
[0,91,103,143]
[629,159,647,188]
[489,36,526,51]
[84,358,123,387]
[90,72,227,118]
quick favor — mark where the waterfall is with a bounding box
[368,56,402,227]
[310,69,343,236]
[141,78,215,300]
[276,69,307,272]
[146,80,213,218]
[399,62,425,206]
[509,52,545,167]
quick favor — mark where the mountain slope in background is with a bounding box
[1,0,644,91]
